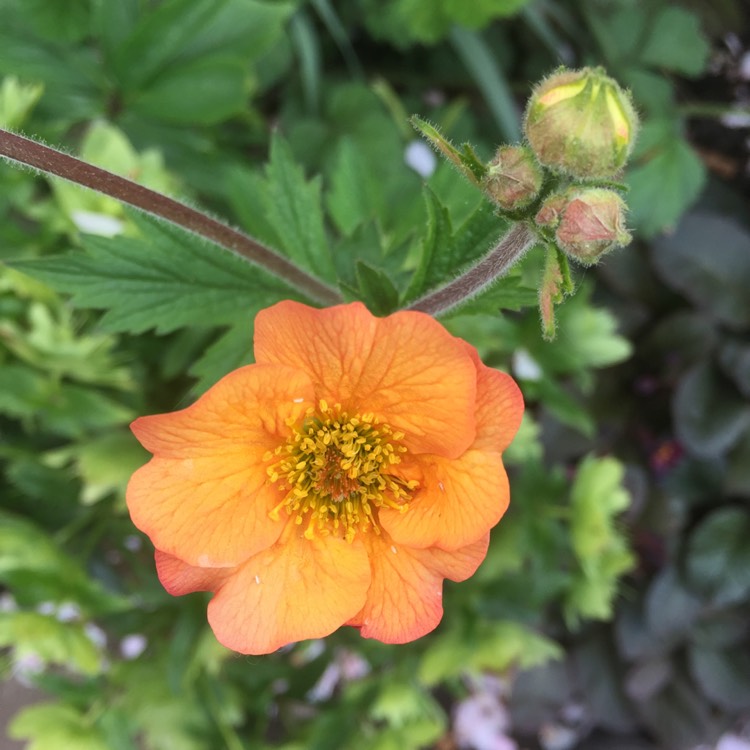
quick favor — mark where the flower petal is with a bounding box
[155,550,232,595]
[131,364,314,458]
[380,452,508,550]
[207,527,371,655]
[127,365,315,567]
[254,301,477,458]
[348,532,489,643]
[464,344,524,453]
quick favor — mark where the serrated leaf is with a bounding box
[12,213,304,334]
[262,135,336,281]
[567,456,634,622]
[406,190,509,301]
[227,139,337,282]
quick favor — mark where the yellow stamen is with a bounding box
[266,401,415,542]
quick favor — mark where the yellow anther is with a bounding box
[266,404,417,542]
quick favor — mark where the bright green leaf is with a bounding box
[9,703,109,750]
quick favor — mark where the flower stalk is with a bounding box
[0,128,343,307]
[408,222,536,316]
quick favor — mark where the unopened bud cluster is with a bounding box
[480,66,638,267]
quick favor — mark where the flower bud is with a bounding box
[482,145,543,211]
[535,188,631,265]
[524,67,638,179]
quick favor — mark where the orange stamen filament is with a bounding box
[266,401,416,542]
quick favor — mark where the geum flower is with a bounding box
[127,302,523,655]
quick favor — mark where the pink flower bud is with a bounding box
[524,67,638,179]
[482,145,543,211]
[536,188,631,265]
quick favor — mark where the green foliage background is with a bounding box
[1,1,749,748]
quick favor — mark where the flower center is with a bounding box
[266,401,416,542]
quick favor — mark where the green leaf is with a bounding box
[689,644,750,711]
[684,507,750,606]
[14,0,91,44]
[445,275,538,317]
[188,322,253,394]
[0,75,44,129]
[228,137,336,282]
[0,301,133,389]
[66,430,150,505]
[623,68,675,115]
[12,213,304,335]
[727,429,750,498]
[129,57,247,126]
[0,364,133,437]
[325,137,377,237]
[0,512,124,613]
[567,456,635,622]
[627,120,706,237]
[112,0,227,89]
[406,190,509,301]
[262,135,336,282]
[9,704,109,750]
[644,567,702,641]
[355,262,400,315]
[673,361,750,458]
[364,0,530,47]
[0,612,103,675]
[651,212,750,329]
[636,673,718,749]
[640,7,710,76]
[419,620,561,685]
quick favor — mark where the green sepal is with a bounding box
[409,115,486,185]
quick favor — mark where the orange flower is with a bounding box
[126,302,523,654]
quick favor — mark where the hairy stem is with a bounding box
[0,128,343,306]
[408,222,537,316]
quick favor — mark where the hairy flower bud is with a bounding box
[524,67,638,179]
[536,188,631,265]
[482,145,543,211]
